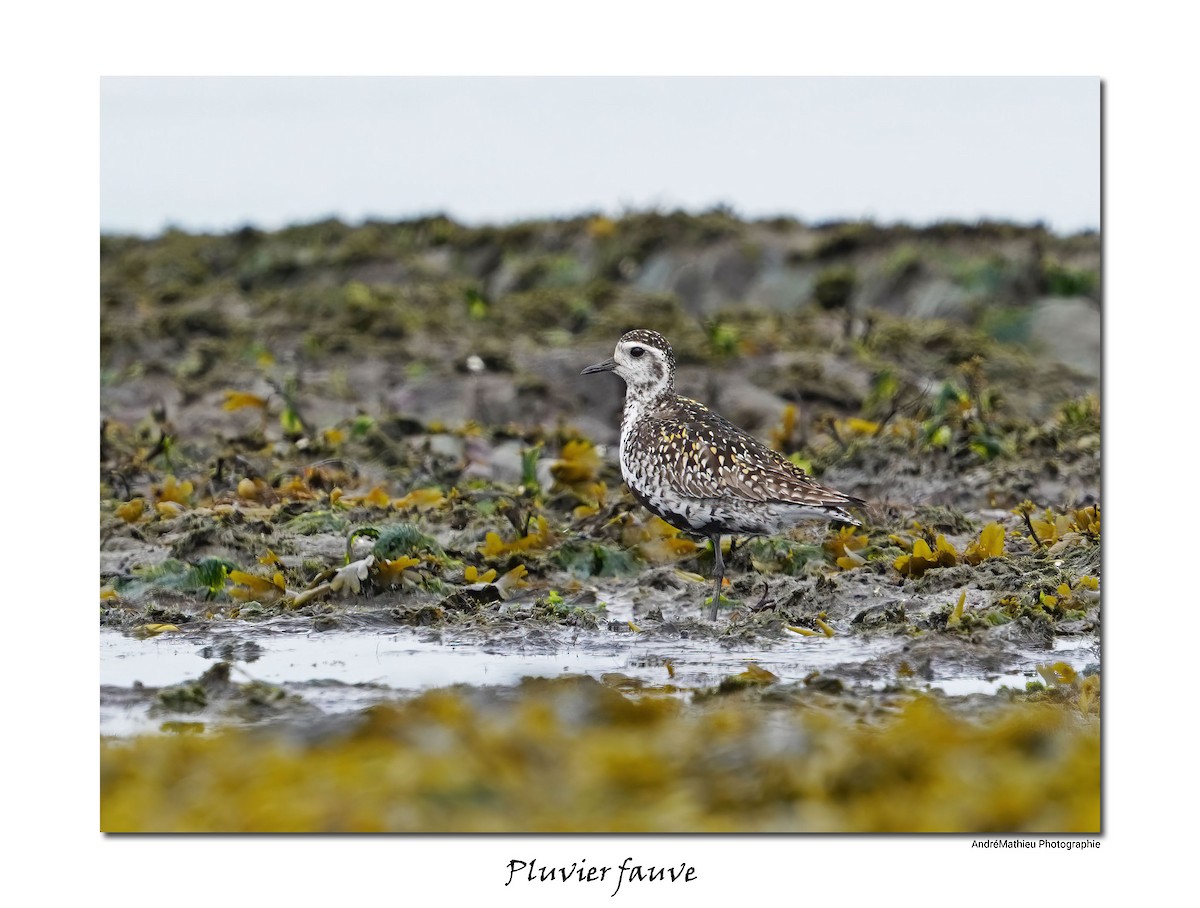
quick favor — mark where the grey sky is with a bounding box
[100,77,1099,236]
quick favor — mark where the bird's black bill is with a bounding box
[581,357,618,375]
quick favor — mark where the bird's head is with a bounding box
[581,329,676,398]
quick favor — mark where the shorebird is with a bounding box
[582,328,865,620]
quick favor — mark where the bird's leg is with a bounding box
[708,534,724,621]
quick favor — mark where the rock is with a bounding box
[749,350,873,410]
[1027,297,1101,379]
[633,252,677,295]
[908,278,973,322]
[711,375,792,434]
[425,433,465,461]
[635,245,769,316]
[747,267,817,311]
[711,246,758,299]
[486,440,526,485]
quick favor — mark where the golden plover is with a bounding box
[582,328,865,620]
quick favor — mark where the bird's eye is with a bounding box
[630,347,645,358]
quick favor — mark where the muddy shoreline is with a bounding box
[100,213,1100,831]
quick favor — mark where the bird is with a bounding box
[581,328,865,620]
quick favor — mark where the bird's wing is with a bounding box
[637,398,864,509]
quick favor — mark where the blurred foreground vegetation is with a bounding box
[102,674,1099,833]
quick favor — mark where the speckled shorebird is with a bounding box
[582,329,865,620]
